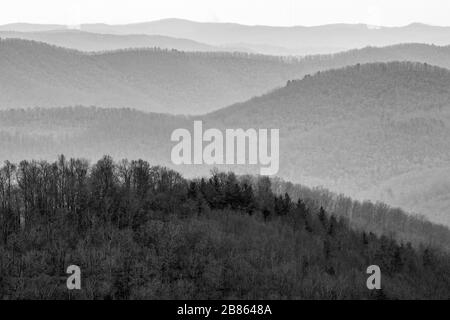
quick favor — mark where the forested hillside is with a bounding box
[206,62,450,225]
[2,39,450,114]
[1,156,449,299]
[0,38,306,114]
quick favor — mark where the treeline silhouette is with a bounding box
[1,156,449,299]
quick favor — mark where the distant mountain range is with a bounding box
[0,30,224,52]
[0,23,64,32]
[2,39,450,114]
[2,19,450,55]
[1,61,450,226]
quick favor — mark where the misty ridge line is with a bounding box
[1,35,449,61]
[3,37,450,116]
[5,32,449,59]
[1,59,449,119]
[3,18,450,30]
[3,18,450,56]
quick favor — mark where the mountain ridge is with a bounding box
[0,29,223,52]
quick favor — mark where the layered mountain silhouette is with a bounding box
[0,38,306,114]
[78,20,450,54]
[2,38,450,114]
[3,19,450,55]
[0,30,224,52]
[1,61,450,225]
[0,23,65,32]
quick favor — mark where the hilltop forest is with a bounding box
[0,156,449,299]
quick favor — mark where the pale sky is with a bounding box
[1,0,449,27]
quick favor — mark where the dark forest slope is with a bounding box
[0,156,449,299]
